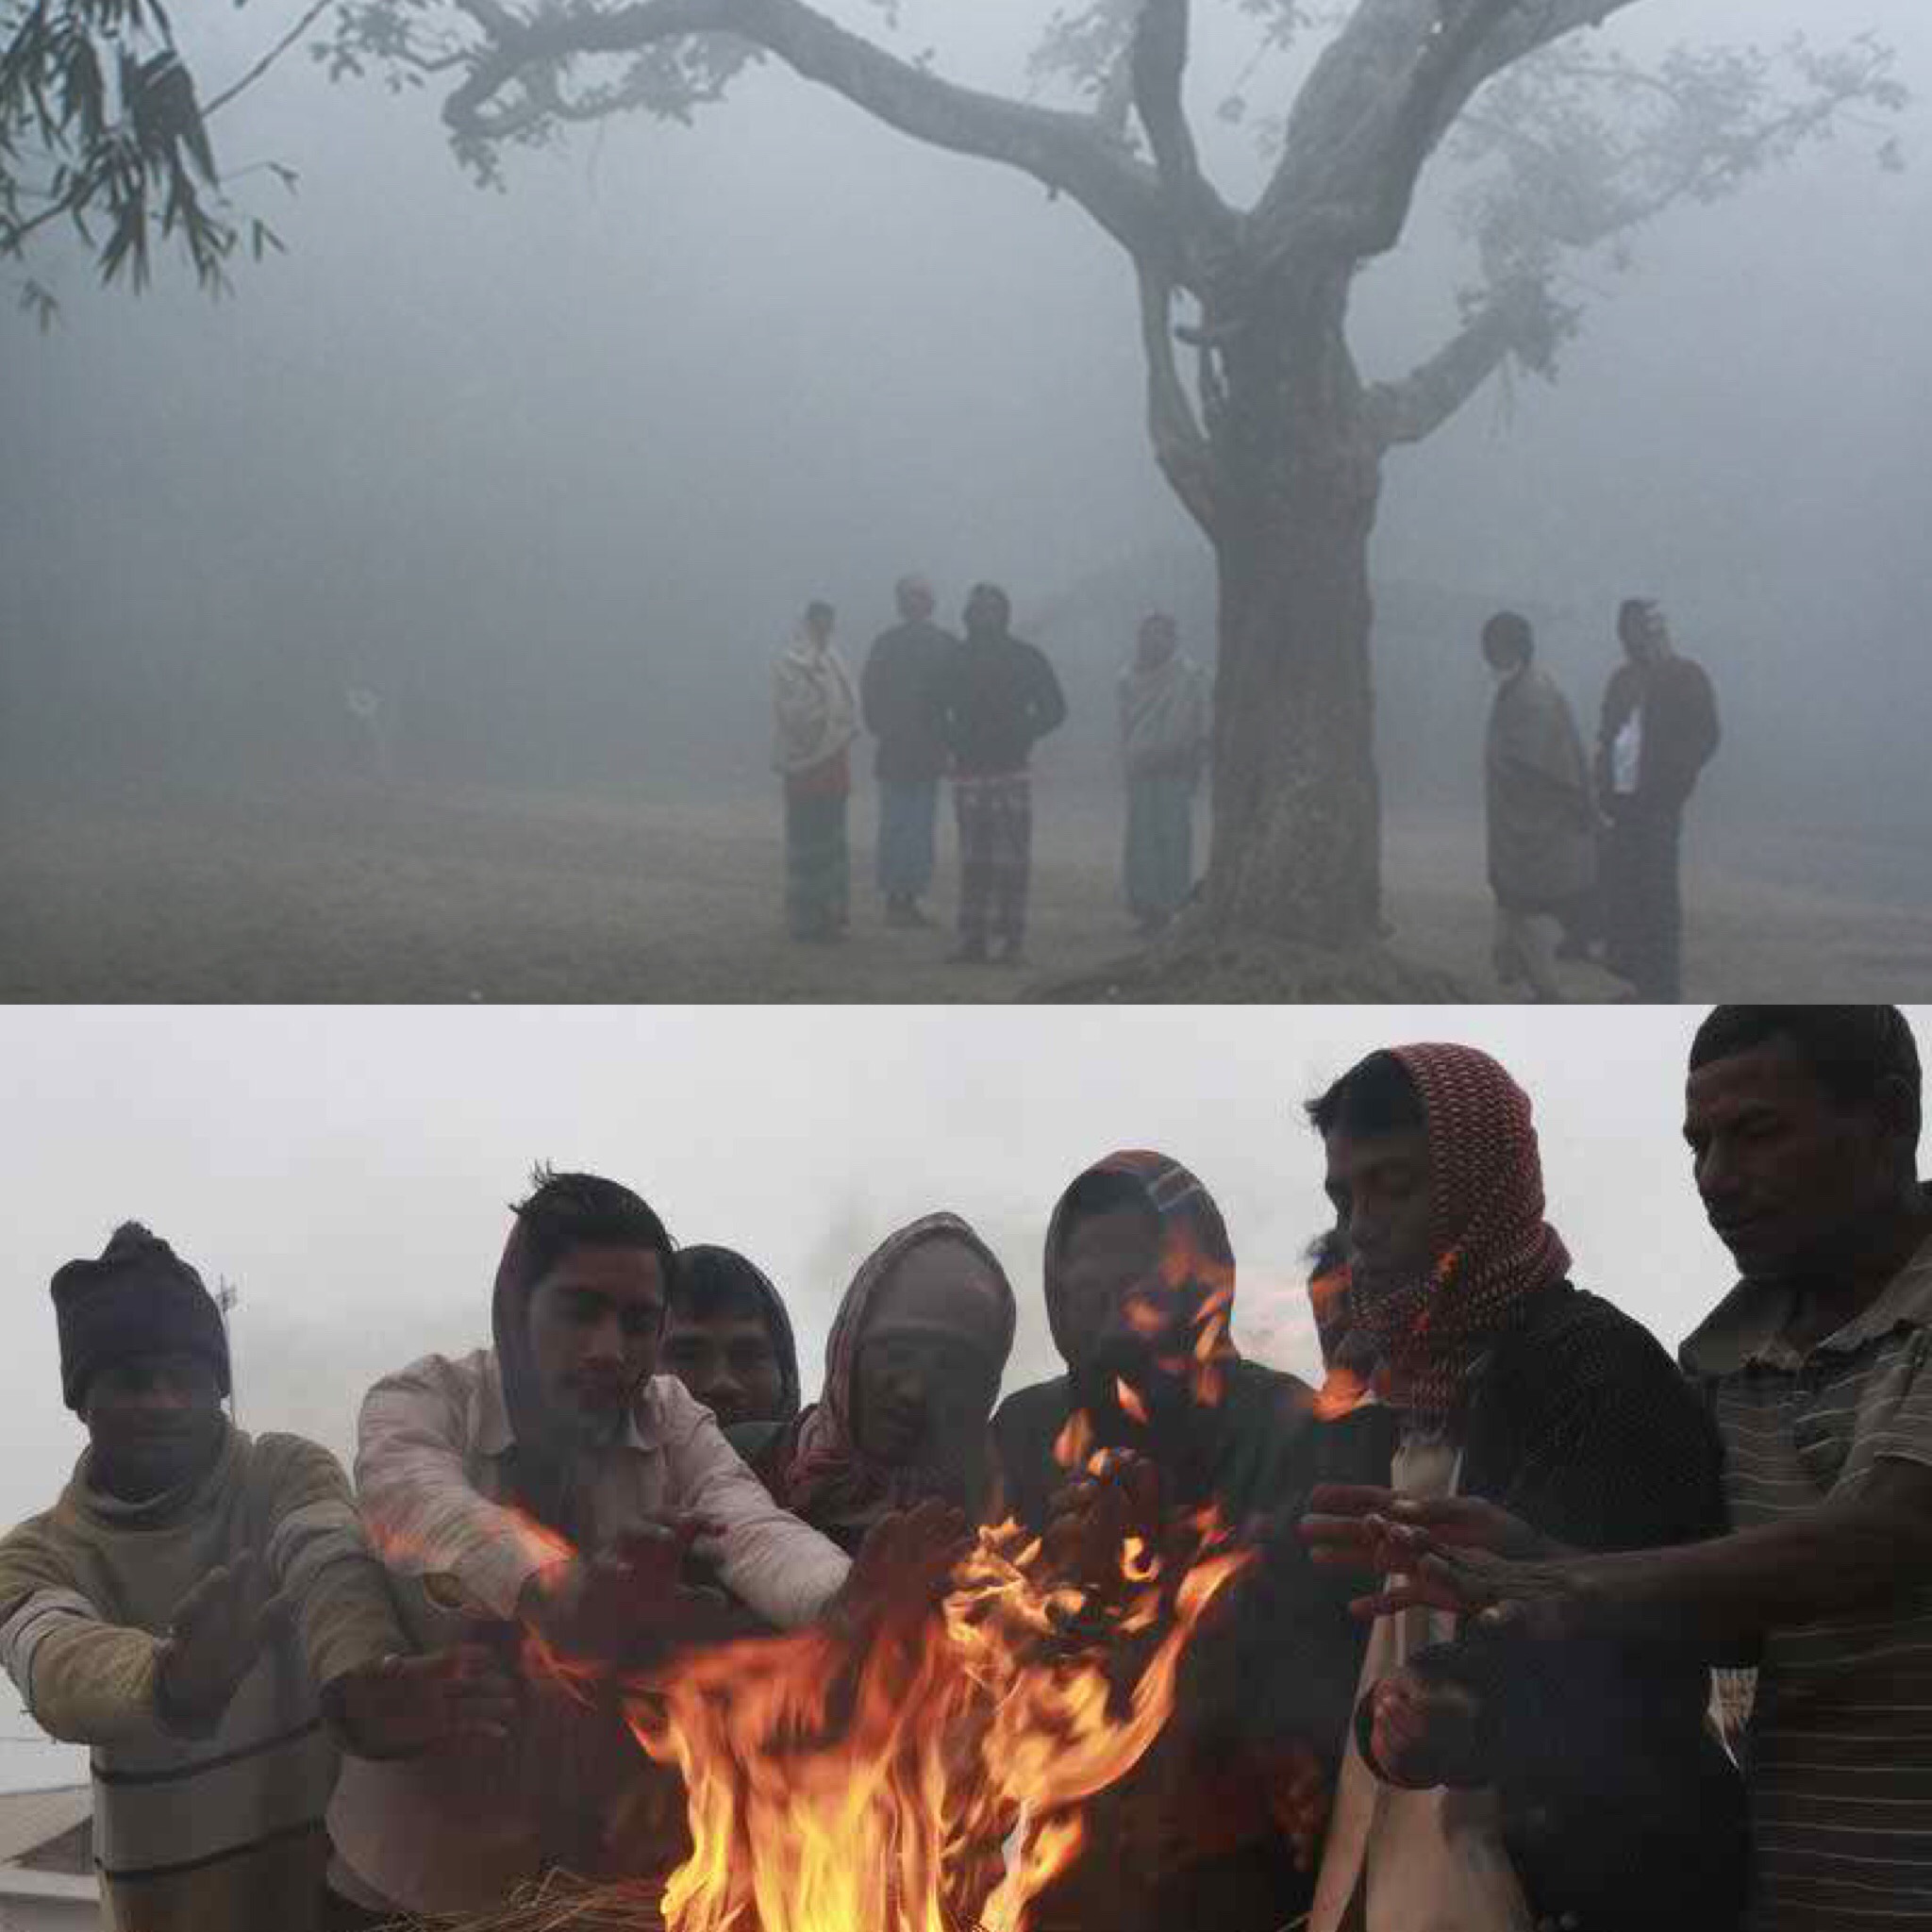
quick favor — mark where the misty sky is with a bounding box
[3,999,1929,1788]
[3,0,1930,839]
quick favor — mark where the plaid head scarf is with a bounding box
[1350,1043,1572,1425]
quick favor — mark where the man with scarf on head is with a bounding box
[756,1213,1016,1553]
[990,1153,1383,1932]
[1352,1008,1932,1932]
[0,1224,512,1932]
[1295,1044,1744,1932]
[327,1171,858,1921]
[661,1244,802,1460]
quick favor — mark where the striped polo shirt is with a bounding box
[1681,1238,1932,1931]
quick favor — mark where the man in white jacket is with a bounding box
[327,1170,856,1920]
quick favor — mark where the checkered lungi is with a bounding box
[954,770,1033,950]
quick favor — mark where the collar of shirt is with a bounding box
[1680,1229,1932,1377]
[469,1350,663,1460]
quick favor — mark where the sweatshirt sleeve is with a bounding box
[1029,650,1069,740]
[0,1528,171,1747]
[661,1388,850,1627]
[356,1355,563,1622]
[256,1434,408,1697]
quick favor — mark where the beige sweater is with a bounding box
[0,1424,407,1932]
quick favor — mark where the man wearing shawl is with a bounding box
[327,1171,854,1920]
[990,1152,1378,1932]
[757,1213,1017,1554]
[1480,612,1594,1003]
[861,575,956,926]
[0,1224,510,1932]
[772,599,859,942]
[935,583,1067,965]
[1119,613,1210,934]
[1295,1045,1743,1932]
[662,1244,801,1457]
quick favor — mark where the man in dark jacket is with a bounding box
[935,582,1067,965]
[860,575,955,928]
[1594,598,1720,1000]
[991,1152,1388,1932]
[1296,1045,1744,1932]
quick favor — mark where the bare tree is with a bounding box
[11,0,1904,946]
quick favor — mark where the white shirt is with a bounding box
[1610,709,1643,796]
[327,1350,849,1912]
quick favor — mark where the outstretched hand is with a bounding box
[1298,1485,1553,1621]
[155,1551,291,1733]
[1044,1450,1166,1598]
[521,1515,724,1665]
[335,1643,520,1758]
[830,1499,973,1637]
[1365,1666,1484,1790]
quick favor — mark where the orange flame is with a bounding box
[1052,1410,1093,1473]
[1307,1264,1371,1421]
[626,1509,1254,1932]
[1113,1376,1149,1426]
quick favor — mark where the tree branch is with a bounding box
[1136,262,1219,531]
[1252,0,1644,268]
[441,0,1173,264]
[1364,275,1569,446]
[204,0,340,119]
[1129,0,1239,251]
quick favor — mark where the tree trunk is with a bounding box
[1198,269,1386,947]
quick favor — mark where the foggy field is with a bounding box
[2,777,1924,1003]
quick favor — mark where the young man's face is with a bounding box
[851,1239,1004,1469]
[1324,1124,1438,1312]
[526,1244,666,1438]
[1685,1036,1910,1282]
[1056,1205,1205,1418]
[83,1351,225,1497]
[661,1307,787,1430]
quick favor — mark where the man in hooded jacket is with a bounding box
[991,1152,1385,1932]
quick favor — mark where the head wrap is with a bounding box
[670,1243,802,1421]
[1042,1149,1239,1376]
[1347,1043,1571,1424]
[774,1213,1015,1537]
[52,1223,230,1412]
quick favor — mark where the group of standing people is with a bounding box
[772,577,1067,963]
[773,580,1216,962]
[1482,596,1721,1001]
[5,1003,1928,1932]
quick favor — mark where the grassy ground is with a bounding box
[1,774,1926,1002]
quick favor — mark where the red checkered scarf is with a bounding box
[776,1212,1016,1531]
[1351,1043,1571,1424]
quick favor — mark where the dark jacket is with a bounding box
[935,633,1067,776]
[991,1360,1395,1932]
[1370,1283,1746,1932]
[1594,654,1721,814]
[859,619,955,783]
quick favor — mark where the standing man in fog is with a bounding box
[1480,611,1594,1003]
[1594,598,1720,1001]
[861,575,955,928]
[936,583,1067,967]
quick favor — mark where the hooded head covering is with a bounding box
[1042,1150,1240,1390]
[1346,1043,1571,1424]
[774,1213,1016,1540]
[52,1223,230,1411]
[668,1243,803,1421]
[490,1170,676,1534]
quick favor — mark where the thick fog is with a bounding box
[1,0,1929,974]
